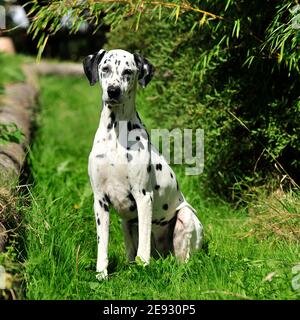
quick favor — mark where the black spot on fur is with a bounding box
[163,204,168,210]
[128,217,138,224]
[136,136,140,141]
[170,172,173,178]
[99,200,103,207]
[127,121,132,131]
[176,180,179,190]
[96,154,105,158]
[132,123,141,130]
[155,185,160,190]
[160,221,168,226]
[129,204,136,212]
[147,165,151,172]
[111,112,115,121]
[142,189,146,195]
[104,194,111,204]
[156,163,162,171]
[97,218,100,226]
[107,112,115,130]
[128,192,135,202]
[104,204,109,212]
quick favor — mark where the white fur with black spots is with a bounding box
[83,49,204,280]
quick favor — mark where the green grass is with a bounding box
[0,53,35,299]
[23,75,300,300]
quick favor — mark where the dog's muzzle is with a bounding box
[107,86,121,101]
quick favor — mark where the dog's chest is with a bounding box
[89,127,145,217]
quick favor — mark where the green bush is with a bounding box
[28,0,300,201]
[104,1,300,201]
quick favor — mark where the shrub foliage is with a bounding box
[27,0,300,201]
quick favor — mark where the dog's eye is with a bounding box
[123,69,133,76]
[102,66,110,73]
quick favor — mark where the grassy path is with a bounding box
[23,75,299,299]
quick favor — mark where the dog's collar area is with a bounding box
[101,102,137,123]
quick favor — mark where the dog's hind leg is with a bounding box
[121,220,138,262]
[173,205,204,262]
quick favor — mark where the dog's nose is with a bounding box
[107,86,121,99]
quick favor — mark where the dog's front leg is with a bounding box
[135,192,153,265]
[93,196,110,280]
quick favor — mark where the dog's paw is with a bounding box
[96,270,108,281]
[135,256,149,267]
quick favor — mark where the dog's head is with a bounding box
[83,49,154,106]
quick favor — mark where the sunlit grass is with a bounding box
[23,75,300,299]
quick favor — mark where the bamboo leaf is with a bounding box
[175,5,180,23]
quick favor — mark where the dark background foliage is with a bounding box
[104,1,300,201]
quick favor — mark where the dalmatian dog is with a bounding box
[83,49,204,280]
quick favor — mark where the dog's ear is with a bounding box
[83,49,106,86]
[133,53,155,88]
